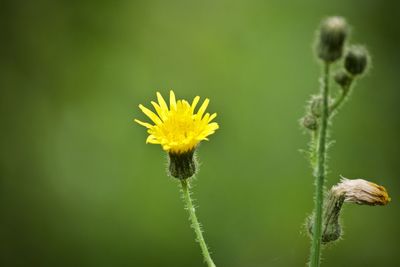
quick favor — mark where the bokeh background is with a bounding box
[1,0,399,266]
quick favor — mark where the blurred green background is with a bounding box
[1,0,399,266]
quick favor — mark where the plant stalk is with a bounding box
[329,82,352,116]
[180,179,216,267]
[309,63,330,267]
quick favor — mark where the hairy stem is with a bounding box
[180,179,216,267]
[310,63,330,267]
[329,82,353,116]
[309,130,318,170]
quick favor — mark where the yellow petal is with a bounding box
[196,98,209,119]
[182,100,191,112]
[162,144,171,151]
[176,100,183,110]
[146,135,160,144]
[202,113,210,124]
[208,113,217,123]
[156,92,169,112]
[208,122,219,131]
[151,101,167,121]
[139,104,162,125]
[190,96,200,114]
[169,90,177,110]
[134,119,153,129]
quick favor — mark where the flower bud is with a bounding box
[301,114,318,131]
[344,45,369,76]
[309,96,323,117]
[334,69,353,89]
[168,150,197,179]
[308,192,344,244]
[321,193,345,243]
[316,16,349,62]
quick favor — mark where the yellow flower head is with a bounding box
[135,90,219,154]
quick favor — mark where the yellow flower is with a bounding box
[135,90,219,154]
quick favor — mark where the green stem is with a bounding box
[309,130,318,170]
[329,82,352,116]
[309,63,330,267]
[180,179,216,267]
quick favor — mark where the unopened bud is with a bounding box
[321,193,345,243]
[168,150,197,179]
[301,114,318,131]
[316,16,349,62]
[308,192,344,244]
[344,45,369,76]
[309,96,323,117]
[334,69,353,89]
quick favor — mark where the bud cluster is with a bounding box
[300,95,332,131]
[301,16,371,132]
[315,16,370,77]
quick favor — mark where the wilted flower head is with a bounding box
[311,177,391,244]
[135,90,219,154]
[332,177,390,206]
